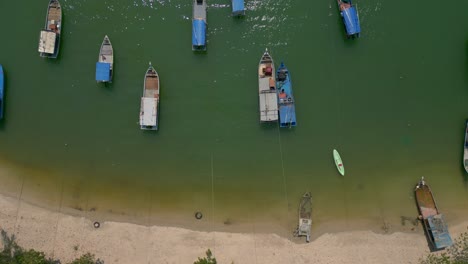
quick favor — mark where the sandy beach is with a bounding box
[0,193,466,264]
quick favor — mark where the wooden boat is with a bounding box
[276,62,296,128]
[258,49,278,122]
[38,0,62,58]
[297,192,312,242]
[337,0,360,38]
[415,177,453,250]
[232,0,245,16]
[95,35,114,83]
[192,0,207,51]
[0,65,3,120]
[463,120,468,173]
[139,63,160,130]
[333,149,345,176]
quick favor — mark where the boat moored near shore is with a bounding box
[258,49,278,122]
[0,65,3,120]
[276,62,296,128]
[337,0,360,38]
[38,0,62,58]
[139,63,160,130]
[296,192,312,242]
[463,120,468,173]
[192,0,207,51]
[415,177,453,250]
[95,35,114,83]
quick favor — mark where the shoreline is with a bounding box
[1,193,467,263]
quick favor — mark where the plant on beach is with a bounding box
[419,231,468,264]
[0,229,104,264]
[194,249,217,264]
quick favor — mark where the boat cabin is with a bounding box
[232,0,245,16]
[95,62,111,82]
[38,30,57,55]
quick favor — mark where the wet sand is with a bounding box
[1,193,467,264]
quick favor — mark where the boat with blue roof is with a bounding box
[0,65,3,120]
[232,0,245,16]
[192,0,207,51]
[38,0,62,58]
[415,177,453,250]
[95,35,114,83]
[276,62,296,127]
[337,0,360,38]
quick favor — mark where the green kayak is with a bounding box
[333,149,345,176]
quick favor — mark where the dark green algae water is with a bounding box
[0,0,468,239]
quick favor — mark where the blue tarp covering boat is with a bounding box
[0,65,3,119]
[232,0,245,16]
[276,63,296,128]
[427,214,453,250]
[192,19,206,50]
[95,62,111,82]
[342,7,360,36]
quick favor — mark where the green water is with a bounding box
[1,0,468,238]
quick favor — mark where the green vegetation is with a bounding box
[0,229,103,264]
[194,249,217,264]
[420,232,468,264]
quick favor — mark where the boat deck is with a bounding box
[193,0,207,20]
[415,185,438,219]
[48,8,61,22]
[99,45,113,64]
[144,76,159,98]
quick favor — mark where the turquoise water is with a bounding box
[0,0,468,238]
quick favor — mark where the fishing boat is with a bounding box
[333,149,345,176]
[463,120,468,173]
[297,192,312,242]
[0,65,3,120]
[336,0,360,38]
[38,0,62,58]
[232,0,245,16]
[192,0,207,51]
[95,35,114,83]
[139,63,160,130]
[258,49,278,122]
[415,177,453,250]
[276,62,296,128]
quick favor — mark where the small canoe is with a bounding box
[38,0,62,58]
[0,65,3,119]
[415,177,453,250]
[333,149,345,176]
[139,63,160,130]
[463,120,468,173]
[337,0,360,39]
[297,192,312,242]
[95,35,114,83]
[258,49,278,122]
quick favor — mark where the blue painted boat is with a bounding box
[337,0,360,38]
[276,62,296,127]
[415,177,453,250]
[0,65,3,119]
[192,0,207,51]
[232,0,245,16]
